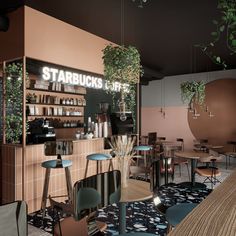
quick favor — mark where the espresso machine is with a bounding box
[27,118,56,144]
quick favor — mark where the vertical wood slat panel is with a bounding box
[1,138,118,213]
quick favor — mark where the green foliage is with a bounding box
[102,44,142,131]
[102,44,143,84]
[195,0,236,69]
[180,81,205,105]
[5,63,28,143]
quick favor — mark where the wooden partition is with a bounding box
[1,138,117,213]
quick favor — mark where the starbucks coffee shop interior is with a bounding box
[0,2,236,236]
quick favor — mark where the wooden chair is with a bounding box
[160,145,175,184]
[195,156,222,189]
[225,141,236,168]
[147,132,157,146]
[194,139,208,152]
[54,215,107,236]
[174,138,190,180]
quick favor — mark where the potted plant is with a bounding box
[26,93,37,103]
[102,44,143,123]
[180,81,206,106]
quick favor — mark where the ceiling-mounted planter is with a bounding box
[102,44,143,123]
[180,81,206,106]
[102,44,143,86]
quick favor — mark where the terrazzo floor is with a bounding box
[28,160,236,235]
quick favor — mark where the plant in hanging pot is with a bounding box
[180,80,206,107]
[102,44,143,123]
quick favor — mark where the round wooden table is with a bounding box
[119,179,153,234]
[174,151,210,189]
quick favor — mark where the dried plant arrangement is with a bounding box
[109,135,136,188]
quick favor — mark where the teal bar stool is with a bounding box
[133,145,152,167]
[165,203,198,232]
[84,153,114,178]
[41,159,73,217]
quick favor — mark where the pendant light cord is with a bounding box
[121,0,124,46]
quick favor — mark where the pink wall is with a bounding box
[0,8,24,62]
[0,6,114,75]
[141,106,195,150]
[24,6,113,74]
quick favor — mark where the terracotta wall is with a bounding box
[141,106,196,149]
[141,70,236,150]
[188,79,236,149]
[0,6,114,75]
[0,8,24,62]
[24,6,113,74]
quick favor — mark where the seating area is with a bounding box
[1,2,236,235]
[23,136,236,236]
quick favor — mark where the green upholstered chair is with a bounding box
[165,203,198,232]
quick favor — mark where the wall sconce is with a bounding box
[209,111,215,118]
[159,107,166,118]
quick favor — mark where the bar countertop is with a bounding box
[168,169,236,236]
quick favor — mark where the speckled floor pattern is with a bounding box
[28,161,236,235]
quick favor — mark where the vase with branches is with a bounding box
[108,135,136,188]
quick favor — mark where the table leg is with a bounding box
[119,202,126,234]
[164,158,168,185]
[191,159,196,186]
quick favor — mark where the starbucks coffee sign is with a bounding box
[42,66,128,92]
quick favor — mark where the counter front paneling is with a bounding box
[1,138,117,213]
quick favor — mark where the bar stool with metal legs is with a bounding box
[41,140,73,217]
[133,145,152,168]
[41,159,73,217]
[84,153,114,178]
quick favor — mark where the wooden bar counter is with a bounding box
[168,170,236,236]
[1,138,115,213]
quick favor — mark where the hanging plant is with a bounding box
[102,44,143,85]
[180,81,206,106]
[5,63,28,143]
[195,0,236,69]
[102,44,142,129]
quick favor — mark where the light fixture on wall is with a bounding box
[132,0,148,8]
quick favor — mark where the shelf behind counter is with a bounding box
[1,138,117,213]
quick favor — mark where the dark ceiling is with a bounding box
[1,0,236,82]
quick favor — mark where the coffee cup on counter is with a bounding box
[75,133,81,139]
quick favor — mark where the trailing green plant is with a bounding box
[5,63,28,143]
[102,44,143,85]
[180,81,206,106]
[102,44,142,131]
[195,0,236,69]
